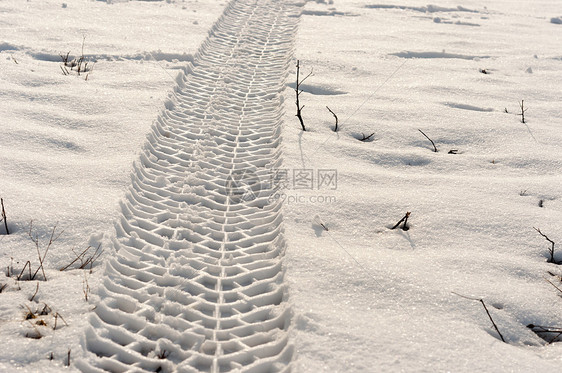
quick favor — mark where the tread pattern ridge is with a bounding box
[80,0,299,371]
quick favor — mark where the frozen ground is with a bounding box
[1,0,562,371]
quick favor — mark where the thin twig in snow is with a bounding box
[30,282,39,302]
[391,212,411,231]
[534,227,558,264]
[1,198,9,235]
[326,106,339,132]
[518,100,528,124]
[546,279,562,295]
[452,292,506,343]
[359,132,375,142]
[418,129,437,152]
[295,60,313,131]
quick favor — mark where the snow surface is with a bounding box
[1,0,562,371]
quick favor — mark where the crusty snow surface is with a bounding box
[1,0,562,372]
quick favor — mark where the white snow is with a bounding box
[1,0,562,371]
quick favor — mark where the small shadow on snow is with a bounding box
[0,42,20,52]
[551,17,562,24]
[45,137,84,152]
[383,227,416,249]
[402,156,432,166]
[397,229,416,249]
[433,17,481,26]
[370,151,433,167]
[28,50,193,63]
[312,223,325,237]
[302,9,359,17]
[454,21,481,27]
[287,82,347,96]
[390,51,489,60]
[365,4,479,13]
[0,222,19,235]
[443,102,494,112]
[312,216,328,237]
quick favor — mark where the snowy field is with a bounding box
[1,0,562,371]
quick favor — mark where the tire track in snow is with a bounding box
[79,0,299,371]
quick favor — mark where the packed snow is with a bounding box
[1,0,561,371]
